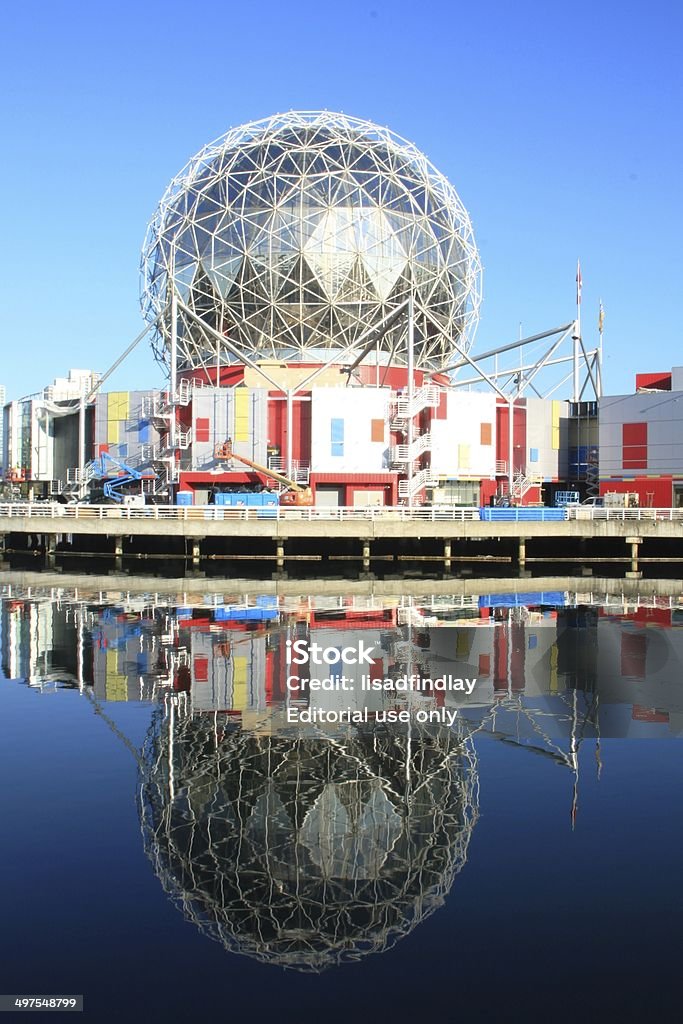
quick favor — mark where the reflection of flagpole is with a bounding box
[570,686,579,829]
[594,687,602,780]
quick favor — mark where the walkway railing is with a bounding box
[0,502,481,523]
[3,503,683,523]
[566,506,683,521]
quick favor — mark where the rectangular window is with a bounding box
[529,448,539,462]
[370,419,385,443]
[623,422,647,469]
[331,417,344,457]
[480,422,492,445]
[196,418,210,443]
[458,443,470,469]
[437,481,479,505]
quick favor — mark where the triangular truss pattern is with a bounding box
[139,711,478,971]
[141,111,482,373]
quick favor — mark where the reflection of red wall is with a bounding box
[631,607,672,627]
[620,632,646,678]
[310,609,395,629]
[632,706,669,723]
[510,623,525,691]
[493,627,508,693]
[193,657,208,682]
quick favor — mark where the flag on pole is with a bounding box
[576,260,582,306]
[598,299,604,334]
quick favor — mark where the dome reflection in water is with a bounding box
[139,709,478,971]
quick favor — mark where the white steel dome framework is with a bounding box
[141,111,481,374]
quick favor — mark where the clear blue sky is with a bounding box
[1,0,680,401]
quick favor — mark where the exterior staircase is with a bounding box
[392,386,440,502]
[510,469,543,503]
[398,467,439,500]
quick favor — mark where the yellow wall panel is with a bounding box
[549,643,558,691]
[234,389,249,443]
[458,444,470,470]
[232,655,248,710]
[456,630,473,659]
[106,650,127,701]
[552,401,560,450]
[107,391,130,422]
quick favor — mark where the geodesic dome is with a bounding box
[139,711,478,971]
[141,111,481,374]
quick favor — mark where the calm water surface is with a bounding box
[1,589,681,1023]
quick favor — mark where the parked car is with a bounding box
[581,496,604,507]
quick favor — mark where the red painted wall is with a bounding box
[267,396,311,462]
[310,473,398,505]
[480,479,498,506]
[180,363,447,390]
[496,401,527,473]
[635,372,671,391]
[599,476,672,507]
[622,422,647,469]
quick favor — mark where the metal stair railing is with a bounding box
[398,467,439,499]
[394,385,441,421]
[391,432,432,466]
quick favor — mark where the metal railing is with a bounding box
[391,432,432,465]
[394,385,440,419]
[398,468,439,498]
[266,457,310,485]
[566,506,683,521]
[3,502,683,524]
[0,502,481,523]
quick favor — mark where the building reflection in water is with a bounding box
[2,586,683,969]
[139,710,477,971]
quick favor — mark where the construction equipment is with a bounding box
[214,440,313,506]
[604,491,639,508]
[88,452,157,503]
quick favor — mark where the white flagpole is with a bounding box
[573,260,582,401]
[597,299,604,397]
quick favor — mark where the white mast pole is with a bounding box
[407,294,415,509]
[573,259,582,402]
